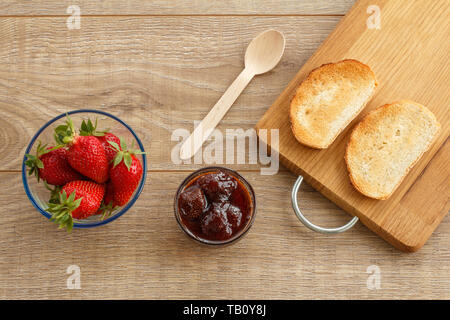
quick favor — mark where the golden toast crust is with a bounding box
[290,59,378,149]
[345,100,441,200]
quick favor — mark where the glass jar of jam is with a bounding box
[174,167,256,245]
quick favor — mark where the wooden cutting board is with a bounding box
[255,0,449,252]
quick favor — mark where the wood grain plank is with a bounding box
[0,16,341,171]
[1,1,448,300]
[0,0,354,16]
[1,171,449,299]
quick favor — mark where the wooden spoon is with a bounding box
[179,29,285,160]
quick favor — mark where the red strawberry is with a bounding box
[111,155,143,206]
[109,139,145,206]
[63,181,106,219]
[97,133,121,163]
[66,136,109,183]
[46,180,105,232]
[25,142,83,186]
[79,118,119,163]
[55,116,109,183]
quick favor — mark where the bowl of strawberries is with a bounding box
[22,110,147,231]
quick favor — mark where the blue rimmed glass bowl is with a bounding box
[22,109,147,229]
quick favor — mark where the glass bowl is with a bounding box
[174,166,256,246]
[22,109,147,228]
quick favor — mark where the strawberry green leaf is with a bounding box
[79,120,90,135]
[80,118,108,137]
[36,158,44,169]
[68,190,76,203]
[66,219,74,233]
[109,137,147,170]
[60,190,66,202]
[98,199,120,220]
[113,152,124,168]
[74,198,82,207]
[53,114,78,145]
[55,124,70,134]
[47,190,81,233]
[107,140,121,152]
[45,182,62,204]
[124,153,132,170]
[120,138,128,152]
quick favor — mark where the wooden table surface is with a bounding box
[0,0,448,300]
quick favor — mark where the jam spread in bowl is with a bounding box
[174,167,256,245]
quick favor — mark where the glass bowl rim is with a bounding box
[174,166,257,246]
[22,109,148,228]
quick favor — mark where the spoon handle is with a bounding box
[179,68,255,160]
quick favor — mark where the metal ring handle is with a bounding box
[291,176,359,234]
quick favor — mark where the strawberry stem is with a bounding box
[79,118,109,137]
[54,114,76,146]
[46,190,82,233]
[99,201,120,220]
[44,182,62,204]
[109,138,146,171]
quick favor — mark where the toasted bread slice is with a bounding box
[290,59,378,149]
[345,100,440,200]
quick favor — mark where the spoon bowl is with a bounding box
[245,29,286,75]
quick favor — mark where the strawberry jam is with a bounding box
[176,168,254,243]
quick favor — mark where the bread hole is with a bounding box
[305,109,311,115]
[395,129,401,136]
